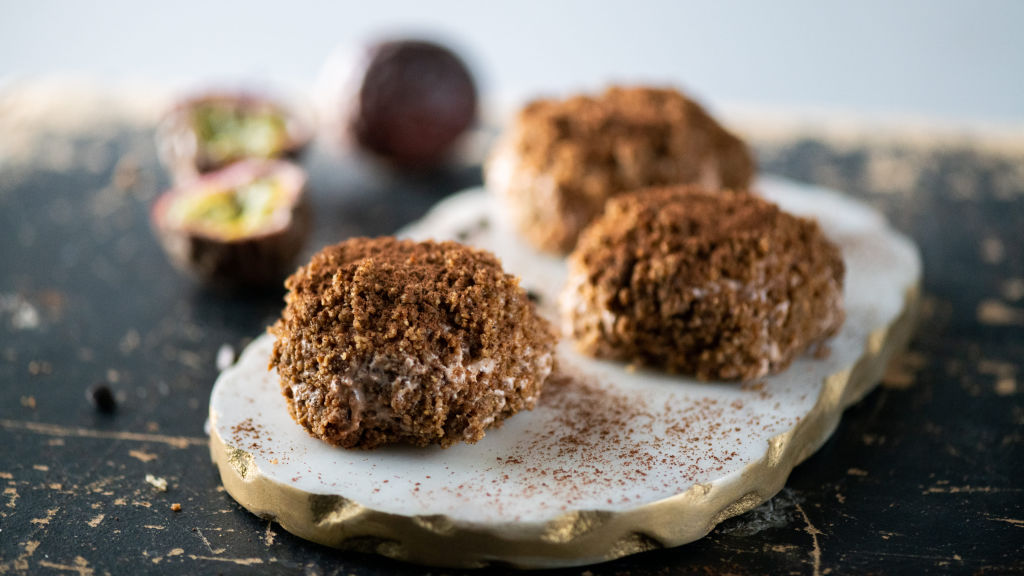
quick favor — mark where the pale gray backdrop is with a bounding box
[2,0,1022,123]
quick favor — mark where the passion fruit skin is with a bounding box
[347,39,478,168]
[156,92,313,183]
[151,159,312,290]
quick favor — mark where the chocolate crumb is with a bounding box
[526,289,542,304]
[87,383,117,413]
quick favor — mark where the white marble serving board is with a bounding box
[209,176,920,566]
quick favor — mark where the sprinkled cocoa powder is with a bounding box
[421,368,798,517]
[230,418,261,451]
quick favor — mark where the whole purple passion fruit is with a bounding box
[344,39,478,168]
[156,92,312,182]
[151,159,311,289]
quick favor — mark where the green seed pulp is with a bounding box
[192,103,288,166]
[168,177,285,239]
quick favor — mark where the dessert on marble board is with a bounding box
[268,237,555,449]
[209,177,921,568]
[485,86,754,253]
[196,73,914,566]
[560,186,845,381]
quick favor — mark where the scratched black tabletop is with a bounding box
[1,90,1021,575]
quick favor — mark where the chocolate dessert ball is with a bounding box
[269,238,555,449]
[560,187,844,381]
[486,86,754,253]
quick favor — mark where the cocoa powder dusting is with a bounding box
[426,368,798,518]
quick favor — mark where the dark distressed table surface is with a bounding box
[1,86,1022,575]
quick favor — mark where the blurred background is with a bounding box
[2,0,1022,124]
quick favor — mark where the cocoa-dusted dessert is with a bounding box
[560,186,844,381]
[486,86,754,253]
[322,39,478,168]
[156,92,312,182]
[151,158,310,289]
[269,238,555,449]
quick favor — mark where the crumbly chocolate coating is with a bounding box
[269,238,555,449]
[485,86,755,253]
[560,187,844,381]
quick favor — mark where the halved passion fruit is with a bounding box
[151,159,311,289]
[156,92,312,182]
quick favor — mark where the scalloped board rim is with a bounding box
[209,176,921,568]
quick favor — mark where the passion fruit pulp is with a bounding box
[151,159,311,289]
[156,92,312,182]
